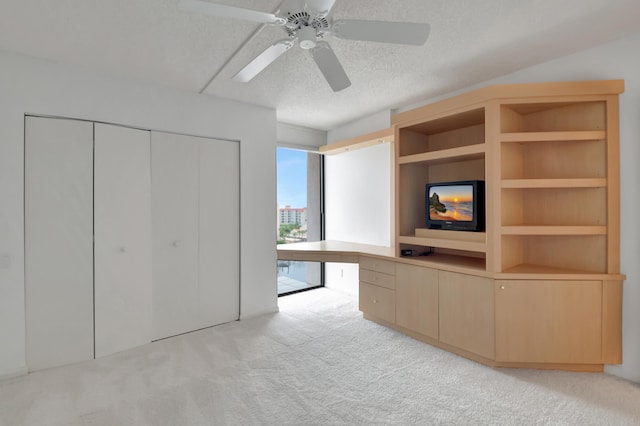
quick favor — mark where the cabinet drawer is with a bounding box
[359,282,395,323]
[360,268,395,289]
[359,256,395,275]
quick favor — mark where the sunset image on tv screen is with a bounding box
[429,185,473,221]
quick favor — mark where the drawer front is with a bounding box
[360,268,395,290]
[359,256,395,275]
[359,282,395,323]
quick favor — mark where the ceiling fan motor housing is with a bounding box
[298,26,317,49]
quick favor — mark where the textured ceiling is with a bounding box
[1,0,640,130]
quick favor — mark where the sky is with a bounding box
[277,147,307,208]
[429,185,473,203]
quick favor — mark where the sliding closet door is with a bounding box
[94,123,152,357]
[151,131,240,340]
[199,139,240,327]
[151,132,200,340]
[25,116,94,371]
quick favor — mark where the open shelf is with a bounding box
[501,130,606,142]
[501,138,605,180]
[398,143,485,165]
[398,107,485,157]
[398,251,487,274]
[501,178,607,188]
[415,228,486,242]
[501,235,607,274]
[501,226,606,235]
[498,263,611,278]
[500,101,606,132]
[501,187,606,227]
[398,234,486,253]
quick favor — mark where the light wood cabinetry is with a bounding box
[494,280,602,364]
[395,264,438,339]
[382,80,623,371]
[359,256,396,323]
[284,80,624,371]
[439,271,495,359]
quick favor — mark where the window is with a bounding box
[276,147,323,295]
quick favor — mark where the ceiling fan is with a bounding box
[180,0,430,92]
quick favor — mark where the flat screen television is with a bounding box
[425,180,485,231]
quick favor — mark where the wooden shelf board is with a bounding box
[277,240,394,262]
[500,130,606,142]
[415,228,486,243]
[396,252,487,274]
[398,143,485,165]
[497,263,621,279]
[401,107,485,134]
[319,127,394,155]
[501,226,606,235]
[501,178,606,188]
[399,234,486,253]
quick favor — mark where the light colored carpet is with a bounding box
[1,287,640,425]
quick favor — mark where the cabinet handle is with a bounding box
[373,299,377,304]
[119,246,127,253]
[171,241,179,247]
[500,285,505,290]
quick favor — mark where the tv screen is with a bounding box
[428,184,474,222]
[426,180,484,231]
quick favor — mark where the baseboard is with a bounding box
[240,306,279,320]
[0,366,28,381]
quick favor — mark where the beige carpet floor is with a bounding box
[1,287,640,425]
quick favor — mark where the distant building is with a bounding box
[279,205,307,225]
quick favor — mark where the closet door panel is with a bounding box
[199,139,240,327]
[25,116,94,371]
[151,131,200,340]
[94,123,152,357]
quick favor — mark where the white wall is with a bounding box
[327,109,391,144]
[324,31,640,383]
[277,122,327,150]
[323,142,392,294]
[324,142,392,247]
[0,50,278,378]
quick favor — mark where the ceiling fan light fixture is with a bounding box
[298,26,317,49]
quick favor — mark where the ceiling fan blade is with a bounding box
[310,41,351,92]
[333,20,430,45]
[232,39,294,83]
[179,0,284,25]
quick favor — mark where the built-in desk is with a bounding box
[276,239,622,372]
[277,240,394,264]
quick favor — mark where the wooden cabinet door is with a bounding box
[151,131,200,340]
[395,264,438,339]
[439,271,495,359]
[495,280,602,364]
[25,116,94,371]
[359,282,395,324]
[94,124,152,357]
